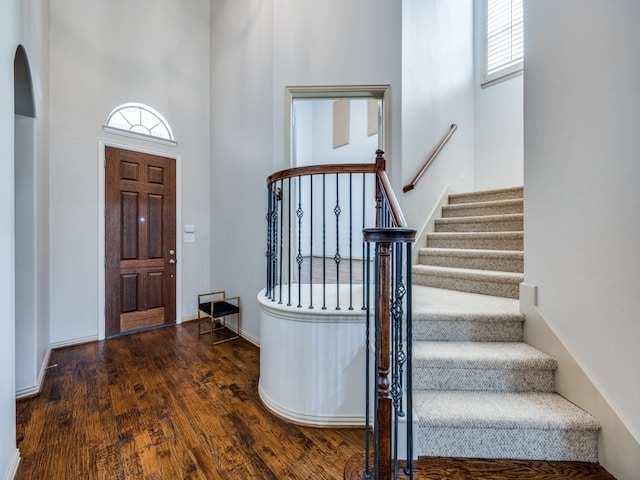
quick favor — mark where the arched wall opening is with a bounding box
[14,44,38,395]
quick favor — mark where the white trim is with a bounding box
[50,335,99,350]
[97,139,182,341]
[286,85,391,170]
[239,330,260,348]
[258,380,364,427]
[2,450,20,480]
[15,347,51,399]
[257,287,368,323]
[412,185,454,266]
[481,0,524,87]
[102,126,178,147]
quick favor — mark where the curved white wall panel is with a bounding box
[257,287,368,426]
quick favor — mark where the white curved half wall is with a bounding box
[257,286,368,427]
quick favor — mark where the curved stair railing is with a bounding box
[265,150,416,480]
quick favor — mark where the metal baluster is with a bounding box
[392,241,407,479]
[322,173,327,310]
[287,177,292,306]
[309,175,314,309]
[334,173,341,310]
[266,185,272,298]
[364,240,372,480]
[362,173,367,310]
[373,241,381,480]
[349,173,353,310]
[297,175,303,308]
[405,241,414,479]
[278,180,284,304]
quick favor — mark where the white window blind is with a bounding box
[483,0,523,86]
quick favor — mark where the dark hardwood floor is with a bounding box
[16,322,616,479]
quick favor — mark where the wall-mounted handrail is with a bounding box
[402,123,458,193]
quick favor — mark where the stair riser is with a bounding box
[435,218,523,233]
[443,202,523,218]
[413,272,520,299]
[419,253,523,273]
[427,235,523,251]
[413,320,523,342]
[413,367,556,392]
[417,427,599,462]
[448,188,524,205]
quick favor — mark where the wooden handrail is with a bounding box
[266,150,407,230]
[402,123,458,193]
[374,151,407,228]
[267,163,377,185]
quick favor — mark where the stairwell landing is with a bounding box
[411,186,600,462]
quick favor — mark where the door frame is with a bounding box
[97,139,182,341]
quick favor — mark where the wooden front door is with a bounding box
[105,147,177,337]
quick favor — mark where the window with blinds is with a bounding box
[482,0,523,86]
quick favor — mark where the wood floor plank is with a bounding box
[16,322,616,479]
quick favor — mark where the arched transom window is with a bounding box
[105,103,175,144]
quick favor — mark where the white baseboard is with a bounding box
[412,185,454,265]
[50,335,99,350]
[2,449,20,480]
[15,347,52,399]
[240,330,260,347]
[259,380,363,427]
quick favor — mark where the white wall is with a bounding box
[210,0,401,343]
[472,1,523,190]
[1,0,20,475]
[524,2,640,477]
[48,0,211,343]
[296,99,379,166]
[401,0,475,230]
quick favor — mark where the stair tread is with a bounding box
[412,286,522,320]
[428,231,523,239]
[435,213,523,224]
[413,341,557,369]
[413,265,524,282]
[449,187,524,204]
[444,198,523,209]
[418,248,523,259]
[414,391,600,430]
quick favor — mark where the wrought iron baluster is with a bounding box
[309,175,314,309]
[364,240,372,479]
[349,173,353,310]
[297,176,304,308]
[278,180,284,304]
[287,177,292,306]
[373,241,381,480]
[362,173,366,310]
[322,173,327,310]
[266,185,272,298]
[404,241,414,479]
[334,173,341,310]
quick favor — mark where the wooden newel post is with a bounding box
[375,149,385,229]
[377,240,392,480]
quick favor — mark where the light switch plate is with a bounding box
[183,233,196,243]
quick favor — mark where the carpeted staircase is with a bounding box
[411,186,601,462]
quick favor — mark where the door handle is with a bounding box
[169,259,176,264]
[169,249,175,255]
